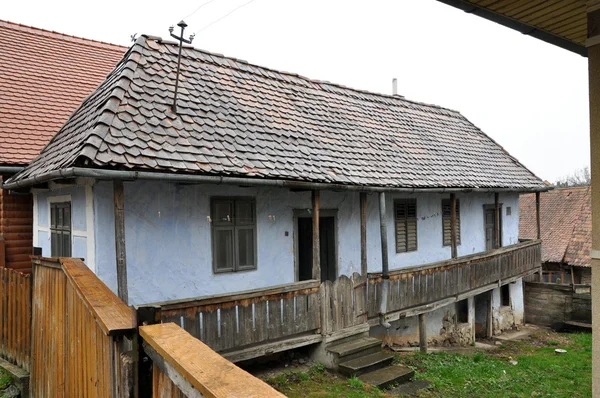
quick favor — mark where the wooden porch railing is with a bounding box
[30,257,135,397]
[0,267,32,371]
[140,323,284,398]
[367,240,542,323]
[147,279,322,362]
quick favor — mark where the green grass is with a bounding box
[401,332,591,398]
[266,363,386,398]
[263,332,591,397]
[0,368,12,392]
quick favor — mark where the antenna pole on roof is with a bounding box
[169,21,195,113]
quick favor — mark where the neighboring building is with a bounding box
[0,20,125,271]
[520,186,591,284]
[3,34,546,357]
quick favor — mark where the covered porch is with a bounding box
[139,239,541,362]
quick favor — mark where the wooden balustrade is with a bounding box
[367,240,542,322]
[140,323,284,398]
[149,280,322,361]
[0,267,32,371]
[30,257,135,398]
[320,273,367,334]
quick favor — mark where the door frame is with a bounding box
[293,208,339,282]
[483,203,503,249]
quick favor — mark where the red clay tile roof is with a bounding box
[0,20,126,165]
[8,35,547,191]
[520,186,591,267]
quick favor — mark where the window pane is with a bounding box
[214,229,234,272]
[237,228,255,268]
[235,201,255,225]
[63,206,71,229]
[51,206,56,228]
[62,232,71,257]
[51,232,59,257]
[213,200,233,225]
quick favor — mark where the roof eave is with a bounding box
[2,167,552,194]
[435,0,587,57]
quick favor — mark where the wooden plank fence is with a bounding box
[367,240,541,319]
[0,267,32,371]
[152,280,321,356]
[30,257,135,398]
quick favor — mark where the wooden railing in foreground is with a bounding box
[0,267,31,371]
[149,280,321,362]
[30,257,135,398]
[140,323,285,398]
[367,240,542,323]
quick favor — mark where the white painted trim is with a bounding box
[85,183,96,273]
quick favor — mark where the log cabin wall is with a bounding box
[0,175,33,271]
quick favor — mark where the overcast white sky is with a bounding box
[3,0,590,183]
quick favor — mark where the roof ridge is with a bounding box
[147,35,463,116]
[0,19,126,52]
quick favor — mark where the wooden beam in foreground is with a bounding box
[140,323,285,398]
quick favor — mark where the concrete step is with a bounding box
[338,351,394,377]
[327,337,382,362]
[358,365,415,389]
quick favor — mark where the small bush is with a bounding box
[348,376,364,389]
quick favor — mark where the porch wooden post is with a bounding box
[450,193,457,259]
[535,191,541,240]
[114,180,129,304]
[487,290,493,338]
[494,192,500,249]
[312,190,321,281]
[587,15,600,395]
[360,192,368,275]
[418,313,427,353]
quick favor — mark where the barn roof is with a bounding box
[520,186,591,267]
[0,20,126,166]
[7,35,546,191]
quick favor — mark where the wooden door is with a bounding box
[484,208,495,251]
[297,216,336,282]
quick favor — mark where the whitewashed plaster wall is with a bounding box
[32,183,95,271]
[33,180,520,305]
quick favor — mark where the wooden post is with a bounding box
[494,192,500,249]
[450,193,457,259]
[378,192,389,274]
[312,190,320,281]
[418,313,427,353]
[114,180,129,304]
[487,290,493,338]
[360,192,368,276]
[535,191,541,240]
[468,296,475,344]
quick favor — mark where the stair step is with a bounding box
[339,351,394,377]
[358,365,415,389]
[328,337,381,358]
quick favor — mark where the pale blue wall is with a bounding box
[32,180,520,305]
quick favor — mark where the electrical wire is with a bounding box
[182,0,219,20]
[194,0,257,34]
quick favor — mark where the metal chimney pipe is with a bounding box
[392,78,398,96]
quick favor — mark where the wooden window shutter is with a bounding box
[442,199,461,246]
[395,199,417,253]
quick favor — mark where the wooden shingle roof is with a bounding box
[0,20,126,165]
[8,35,546,190]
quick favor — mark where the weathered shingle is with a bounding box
[520,186,591,266]
[9,35,546,190]
[0,20,126,165]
